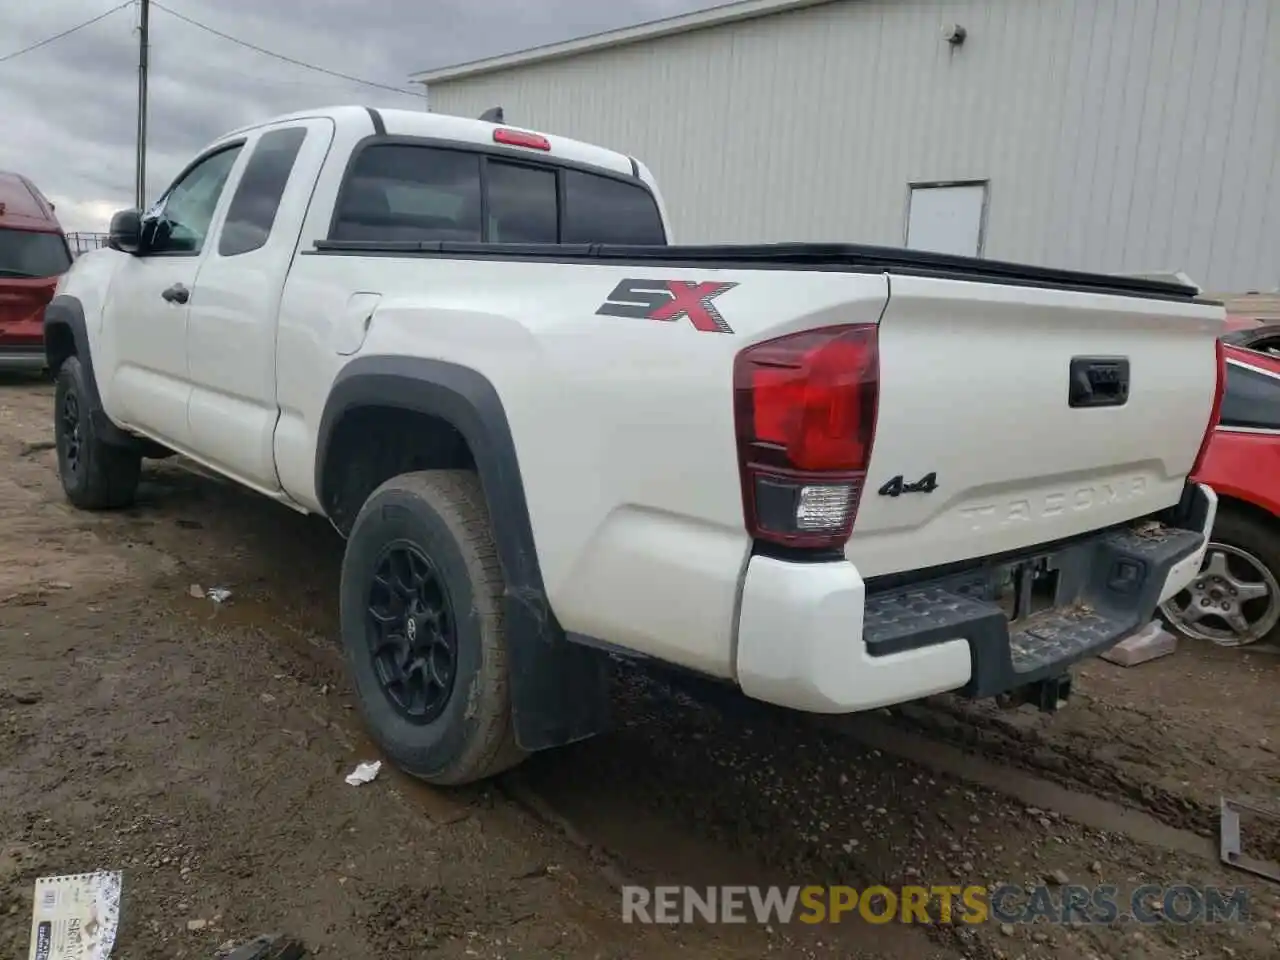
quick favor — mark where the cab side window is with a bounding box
[331,145,482,243]
[149,145,244,255]
[219,128,308,257]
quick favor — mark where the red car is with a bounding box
[1161,322,1280,646]
[0,170,72,370]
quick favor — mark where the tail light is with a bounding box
[733,324,880,550]
[1189,337,1226,480]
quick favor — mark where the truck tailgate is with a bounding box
[848,274,1224,579]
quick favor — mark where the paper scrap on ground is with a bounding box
[28,871,122,960]
[345,760,382,786]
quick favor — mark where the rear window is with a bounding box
[0,228,71,279]
[562,169,665,244]
[329,142,665,245]
[487,161,557,243]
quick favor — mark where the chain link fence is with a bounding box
[66,232,109,257]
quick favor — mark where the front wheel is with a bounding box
[1159,507,1280,647]
[338,470,524,786]
[54,356,141,510]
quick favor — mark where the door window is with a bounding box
[1220,361,1280,431]
[149,145,244,255]
[219,128,308,257]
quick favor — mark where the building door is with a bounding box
[905,182,986,257]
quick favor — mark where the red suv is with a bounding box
[0,171,72,370]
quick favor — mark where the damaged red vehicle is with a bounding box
[1160,324,1280,646]
[0,170,72,370]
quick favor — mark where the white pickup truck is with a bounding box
[45,106,1225,785]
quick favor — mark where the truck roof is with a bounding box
[0,170,61,232]
[222,105,638,180]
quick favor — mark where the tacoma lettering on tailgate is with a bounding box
[960,477,1149,531]
[596,279,738,334]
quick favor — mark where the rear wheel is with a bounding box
[338,470,524,785]
[54,356,141,510]
[1160,507,1280,647]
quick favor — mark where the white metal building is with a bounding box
[413,0,1280,294]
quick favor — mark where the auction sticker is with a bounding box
[28,872,122,960]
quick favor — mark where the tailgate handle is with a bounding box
[1069,357,1129,408]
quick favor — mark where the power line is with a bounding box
[151,2,420,97]
[0,2,132,65]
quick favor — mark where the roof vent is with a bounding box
[478,106,504,123]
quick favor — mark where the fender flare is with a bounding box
[43,295,98,396]
[316,355,610,752]
[42,295,139,449]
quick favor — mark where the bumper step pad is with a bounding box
[862,523,1204,698]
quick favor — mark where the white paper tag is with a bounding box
[28,872,122,960]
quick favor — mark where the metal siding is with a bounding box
[426,0,1280,292]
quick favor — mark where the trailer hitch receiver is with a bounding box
[997,673,1072,713]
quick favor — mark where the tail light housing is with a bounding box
[1189,337,1226,480]
[733,324,880,550]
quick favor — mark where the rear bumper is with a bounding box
[0,342,46,369]
[734,483,1216,713]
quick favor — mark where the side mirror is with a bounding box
[108,208,145,254]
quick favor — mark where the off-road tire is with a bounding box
[54,356,141,510]
[339,469,525,785]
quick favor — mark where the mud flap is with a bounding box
[505,595,612,752]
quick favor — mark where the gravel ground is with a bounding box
[2,373,1279,959]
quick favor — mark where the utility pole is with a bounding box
[135,0,150,209]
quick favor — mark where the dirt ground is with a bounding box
[2,371,1279,959]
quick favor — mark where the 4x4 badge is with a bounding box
[878,472,939,497]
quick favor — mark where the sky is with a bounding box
[1,0,719,233]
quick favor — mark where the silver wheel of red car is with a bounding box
[1161,542,1280,647]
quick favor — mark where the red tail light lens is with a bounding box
[1190,337,1226,480]
[734,324,880,549]
[493,128,551,151]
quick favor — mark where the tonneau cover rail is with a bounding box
[311,239,1211,302]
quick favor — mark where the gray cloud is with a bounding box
[1,0,715,231]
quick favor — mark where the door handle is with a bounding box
[161,283,190,305]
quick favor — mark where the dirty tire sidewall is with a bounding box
[340,471,510,785]
[53,356,141,510]
[54,358,91,504]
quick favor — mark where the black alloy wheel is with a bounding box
[367,542,458,723]
[60,387,82,477]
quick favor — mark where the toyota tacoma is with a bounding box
[44,106,1225,785]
